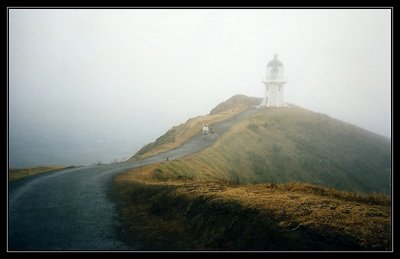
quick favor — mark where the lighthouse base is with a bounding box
[258,82,287,108]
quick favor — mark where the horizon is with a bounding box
[9,9,391,168]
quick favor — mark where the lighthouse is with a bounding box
[258,54,287,108]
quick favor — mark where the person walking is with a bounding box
[202,124,209,139]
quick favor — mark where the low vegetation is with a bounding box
[113,175,391,250]
[130,95,261,160]
[128,103,391,194]
[9,166,66,182]
[115,95,391,250]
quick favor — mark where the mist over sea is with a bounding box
[9,10,391,170]
[8,126,156,168]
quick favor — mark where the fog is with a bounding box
[9,9,391,168]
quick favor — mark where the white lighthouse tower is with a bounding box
[258,54,287,108]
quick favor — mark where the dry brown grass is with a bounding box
[191,182,391,249]
[114,172,391,250]
[117,95,391,249]
[9,166,65,182]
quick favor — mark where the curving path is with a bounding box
[9,108,258,250]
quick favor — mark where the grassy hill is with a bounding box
[114,95,391,250]
[129,97,391,194]
[130,95,261,160]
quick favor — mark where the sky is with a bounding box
[8,9,392,168]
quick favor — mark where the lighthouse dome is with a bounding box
[267,54,283,67]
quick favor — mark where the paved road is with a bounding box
[9,108,258,250]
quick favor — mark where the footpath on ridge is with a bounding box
[9,108,259,250]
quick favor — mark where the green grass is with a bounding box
[131,94,261,160]
[9,166,66,182]
[116,95,392,250]
[127,103,391,194]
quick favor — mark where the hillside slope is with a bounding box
[130,96,391,194]
[117,95,391,250]
[131,95,261,160]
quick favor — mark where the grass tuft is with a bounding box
[9,166,66,182]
